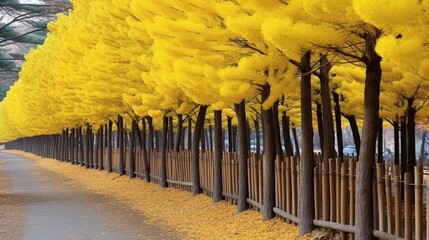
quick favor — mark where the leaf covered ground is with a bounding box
[9,150,303,239]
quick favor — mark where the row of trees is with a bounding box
[0,0,428,239]
[0,0,70,100]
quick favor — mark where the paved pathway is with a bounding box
[0,151,179,240]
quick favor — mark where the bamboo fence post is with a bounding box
[275,157,280,208]
[376,163,386,232]
[281,159,285,211]
[314,166,320,220]
[258,154,263,205]
[286,156,291,214]
[393,165,401,237]
[404,173,411,240]
[329,158,336,222]
[349,158,355,227]
[427,184,429,240]
[415,165,423,240]
[322,161,329,221]
[340,162,347,240]
[385,170,393,234]
[291,156,297,216]
[336,158,341,222]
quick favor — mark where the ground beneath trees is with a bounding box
[1,150,333,239]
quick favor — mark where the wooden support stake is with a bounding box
[404,173,411,240]
[385,170,392,234]
[340,163,347,240]
[322,161,329,221]
[393,165,401,237]
[415,165,422,240]
[376,163,385,232]
[329,158,336,222]
[336,158,341,222]
[314,167,319,220]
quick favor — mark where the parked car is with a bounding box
[343,145,357,156]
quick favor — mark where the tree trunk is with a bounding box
[213,110,223,202]
[235,100,249,212]
[168,116,174,151]
[407,98,416,174]
[393,121,399,165]
[320,54,336,163]
[79,126,85,167]
[187,117,192,150]
[71,128,75,165]
[147,116,154,166]
[345,115,361,156]
[298,51,315,235]
[400,117,407,176]
[142,118,150,182]
[118,115,125,176]
[174,114,183,152]
[355,34,382,240]
[128,119,136,179]
[377,118,383,163]
[99,126,104,170]
[420,130,427,164]
[333,92,343,158]
[192,105,208,195]
[316,102,324,153]
[272,100,283,159]
[208,124,213,151]
[107,120,113,173]
[255,119,261,155]
[292,124,300,158]
[200,129,206,152]
[85,124,90,169]
[227,117,233,152]
[261,84,276,221]
[282,113,294,157]
[160,115,168,187]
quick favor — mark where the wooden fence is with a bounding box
[58,148,429,239]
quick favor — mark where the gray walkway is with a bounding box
[0,152,179,240]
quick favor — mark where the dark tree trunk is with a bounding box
[345,115,360,156]
[187,117,192,150]
[142,118,150,182]
[316,102,324,154]
[147,116,154,165]
[71,128,75,165]
[298,51,315,235]
[333,92,343,158]
[292,125,300,158]
[213,110,223,202]
[192,105,208,195]
[282,113,294,157]
[377,118,383,163]
[208,124,213,151]
[168,116,174,151]
[79,126,85,167]
[118,115,125,176]
[235,100,249,212]
[261,84,276,221]
[174,114,183,152]
[227,117,233,152]
[420,130,427,164]
[407,98,416,174]
[272,100,283,159]
[393,121,400,165]
[355,33,382,240]
[200,129,206,152]
[400,117,407,177]
[160,116,168,187]
[254,119,261,155]
[85,124,90,169]
[232,126,237,152]
[128,119,136,179]
[107,120,113,173]
[99,126,104,170]
[320,55,336,162]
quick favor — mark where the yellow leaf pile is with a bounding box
[10,150,300,240]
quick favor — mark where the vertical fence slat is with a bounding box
[415,165,423,240]
[376,163,385,232]
[385,169,393,235]
[404,173,411,240]
[322,161,329,221]
[393,164,401,237]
